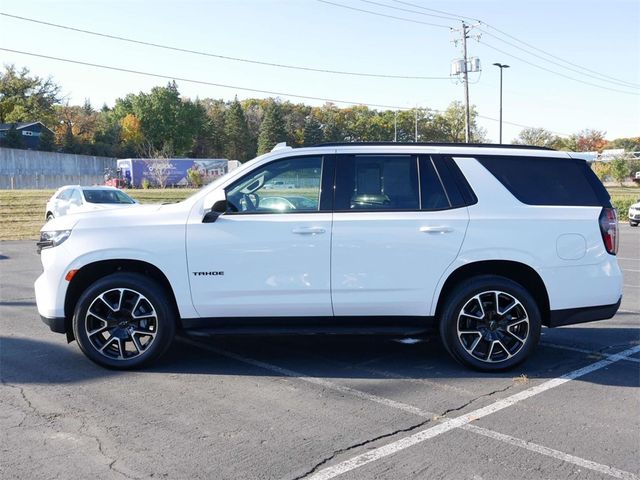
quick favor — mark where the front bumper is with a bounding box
[547,297,622,327]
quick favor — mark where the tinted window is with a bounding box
[83,189,135,204]
[475,156,611,207]
[419,156,450,210]
[225,156,322,213]
[335,155,419,211]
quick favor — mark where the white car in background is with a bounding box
[45,185,138,221]
[629,198,640,227]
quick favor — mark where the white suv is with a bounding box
[35,143,623,371]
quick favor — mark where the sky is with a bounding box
[1,0,639,144]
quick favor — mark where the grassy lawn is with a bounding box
[0,189,198,241]
[1,186,638,241]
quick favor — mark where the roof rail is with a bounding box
[314,142,555,151]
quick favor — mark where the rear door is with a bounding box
[331,153,469,316]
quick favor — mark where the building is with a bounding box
[0,122,54,150]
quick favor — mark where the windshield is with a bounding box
[82,189,136,204]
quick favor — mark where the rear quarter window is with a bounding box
[476,156,611,207]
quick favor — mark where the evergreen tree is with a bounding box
[224,98,251,161]
[1,125,25,148]
[303,116,324,146]
[257,101,287,154]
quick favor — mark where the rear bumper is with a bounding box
[40,315,66,334]
[547,297,621,327]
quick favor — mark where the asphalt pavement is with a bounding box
[1,225,638,480]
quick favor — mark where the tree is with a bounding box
[120,113,144,150]
[0,124,24,148]
[303,116,324,146]
[590,162,611,182]
[513,127,561,148]
[114,81,205,156]
[606,137,640,152]
[574,129,607,152]
[224,98,251,161]
[0,65,61,125]
[610,157,630,185]
[257,101,287,154]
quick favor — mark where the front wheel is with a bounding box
[72,273,176,369]
[630,221,638,227]
[439,275,541,371]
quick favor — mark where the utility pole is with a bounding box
[451,22,481,143]
[461,22,471,143]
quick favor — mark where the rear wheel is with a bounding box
[72,273,176,369]
[439,275,541,371]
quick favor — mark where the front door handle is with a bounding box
[292,227,326,235]
[419,226,453,234]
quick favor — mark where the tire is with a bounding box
[439,275,541,372]
[72,273,176,369]
[46,213,54,222]
[630,221,638,227]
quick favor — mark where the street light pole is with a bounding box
[492,63,509,144]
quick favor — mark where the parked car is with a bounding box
[35,143,622,371]
[263,180,295,190]
[629,198,640,226]
[45,186,138,221]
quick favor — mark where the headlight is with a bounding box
[37,230,72,254]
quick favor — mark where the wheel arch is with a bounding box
[64,259,180,341]
[434,260,551,327]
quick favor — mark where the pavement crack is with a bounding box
[77,417,141,480]
[291,417,432,480]
[438,383,515,418]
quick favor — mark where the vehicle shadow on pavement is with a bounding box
[1,327,638,388]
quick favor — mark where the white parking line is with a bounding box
[624,284,640,288]
[622,268,640,273]
[540,342,640,364]
[462,424,639,480]
[180,337,640,480]
[307,345,640,480]
[616,257,639,262]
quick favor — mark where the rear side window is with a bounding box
[476,156,611,207]
[335,155,419,211]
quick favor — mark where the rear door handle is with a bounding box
[292,227,326,235]
[419,226,453,234]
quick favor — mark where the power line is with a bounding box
[0,12,450,81]
[0,47,570,136]
[315,0,452,29]
[359,0,460,22]
[388,0,640,89]
[479,40,639,96]
[480,23,640,89]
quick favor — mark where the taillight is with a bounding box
[599,207,618,255]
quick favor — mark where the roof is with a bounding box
[0,121,53,132]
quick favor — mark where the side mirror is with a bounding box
[202,200,228,223]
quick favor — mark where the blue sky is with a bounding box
[1,0,639,143]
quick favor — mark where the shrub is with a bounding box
[612,196,637,221]
[141,178,151,189]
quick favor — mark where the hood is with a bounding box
[630,201,640,209]
[41,204,164,233]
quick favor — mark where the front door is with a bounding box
[186,155,334,318]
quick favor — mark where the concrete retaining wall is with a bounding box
[0,148,116,189]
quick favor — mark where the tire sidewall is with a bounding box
[440,275,541,372]
[73,273,176,369]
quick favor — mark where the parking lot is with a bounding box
[1,225,638,480]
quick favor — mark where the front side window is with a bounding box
[225,156,322,214]
[335,155,419,211]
